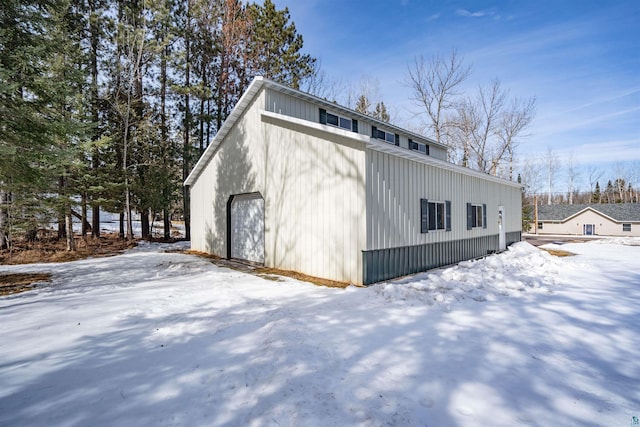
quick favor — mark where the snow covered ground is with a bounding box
[1,239,638,426]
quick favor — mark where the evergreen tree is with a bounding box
[592,181,601,204]
[355,94,370,115]
[373,101,390,122]
[605,180,614,203]
[247,0,315,89]
[0,0,85,248]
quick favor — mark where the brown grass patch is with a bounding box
[253,267,353,288]
[0,232,138,265]
[0,273,52,296]
[185,250,353,288]
[540,248,576,257]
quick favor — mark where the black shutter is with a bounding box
[408,138,413,150]
[371,125,377,138]
[483,204,487,229]
[445,201,451,231]
[466,203,473,230]
[395,134,400,146]
[319,108,327,125]
[352,119,358,133]
[420,199,429,233]
[425,145,430,155]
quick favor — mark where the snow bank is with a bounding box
[2,240,638,427]
[372,242,565,309]
[589,236,640,246]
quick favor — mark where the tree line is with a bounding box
[0,0,315,250]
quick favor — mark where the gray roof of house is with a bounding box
[537,203,640,222]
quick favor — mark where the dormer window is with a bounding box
[319,108,358,132]
[372,126,399,146]
[409,139,429,155]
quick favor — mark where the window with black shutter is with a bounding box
[467,203,485,229]
[422,199,448,232]
[420,199,428,233]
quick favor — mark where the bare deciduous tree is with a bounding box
[299,60,345,103]
[566,152,579,204]
[519,157,544,197]
[496,96,536,179]
[406,50,471,144]
[586,165,603,196]
[545,148,560,205]
[447,79,535,177]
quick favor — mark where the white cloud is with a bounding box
[456,8,495,18]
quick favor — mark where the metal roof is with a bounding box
[537,203,640,222]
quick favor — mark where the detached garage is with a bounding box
[185,77,522,285]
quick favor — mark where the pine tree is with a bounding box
[592,182,601,204]
[0,0,85,248]
[247,0,315,89]
[355,94,370,115]
[373,101,390,122]
[605,180,614,203]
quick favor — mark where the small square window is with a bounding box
[623,223,631,232]
[538,222,543,229]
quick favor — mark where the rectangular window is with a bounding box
[421,199,449,232]
[409,139,429,155]
[319,108,356,132]
[467,203,486,229]
[339,116,351,130]
[623,223,631,232]
[538,222,543,229]
[372,126,397,145]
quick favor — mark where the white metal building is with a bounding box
[185,77,522,285]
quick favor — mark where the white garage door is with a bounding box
[230,194,264,264]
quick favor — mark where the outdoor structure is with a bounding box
[532,203,640,237]
[185,76,522,285]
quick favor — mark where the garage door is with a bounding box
[230,193,264,264]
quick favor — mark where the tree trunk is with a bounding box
[0,188,9,249]
[81,193,88,238]
[58,176,66,239]
[141,208,150,239]
[183,0,192,241]
[90,0,101,238]
[65,208,76,251]
[163,207,170,240]
[119,211,125,239]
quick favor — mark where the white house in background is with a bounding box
[185,77,522,285]
[532,204,640,237]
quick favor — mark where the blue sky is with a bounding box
[271,0,639,190]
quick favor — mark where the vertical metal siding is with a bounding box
[191,88,367,284]
[365,149,522,256]
[363,235,513,285]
